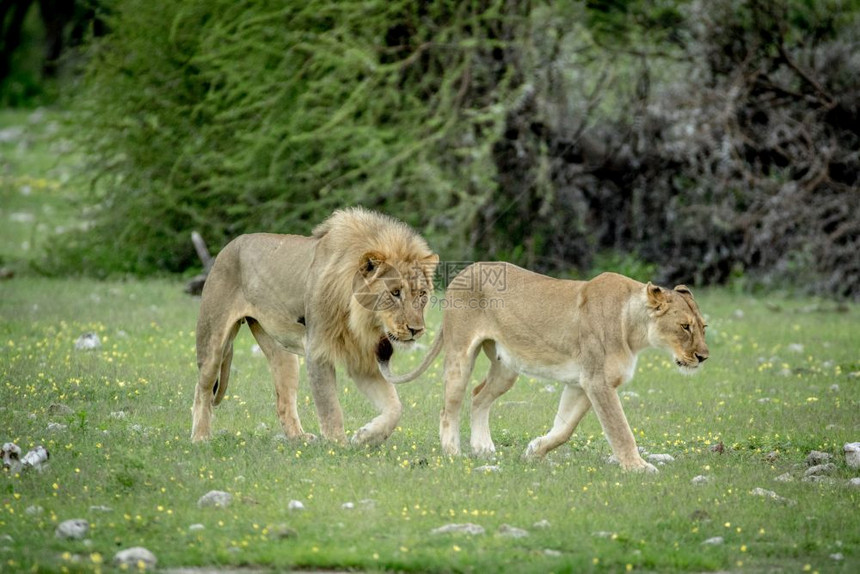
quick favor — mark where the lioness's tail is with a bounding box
[378,327,444,385]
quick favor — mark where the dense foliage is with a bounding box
[49,0,860,296]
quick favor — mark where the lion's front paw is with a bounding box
[523,438,546,461]
[471,442,496,458]
[624,459,659,473]
[350,426,385,447]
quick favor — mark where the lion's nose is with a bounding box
[408,326,423,338]
[695,353,708,363]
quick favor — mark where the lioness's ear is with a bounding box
[359,251,386,278]
[674,284,693,297]
[646,282,667,311]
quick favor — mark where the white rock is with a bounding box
[533,519,551,529]
[113,547,157,570]
[702,536,724,545]
[774,473,793,483]
[288,500,305,511]
[89,505,113,513]
[474,465,501,473]
[805,463,836,477]
[750,487,796,505]
[647,453,675,464]
[46,422,68,432]
[848,478,860,488]
[109,411,127,420]
[341,502,355,510]
[197,490,232,508]
[691,475,710,485]
[189,524,205,531]
[1,443,21,470]
[25,505,44,515]
[74,333,101,351]
[55,519,90,540]
[830,552,844,561]
[806,450,832,466]
[544,549,562,557]
[787,343,804,353]
[431,523,485,536]
[843,442,860,469]
[498,524,529,538]
[21,446,49,470]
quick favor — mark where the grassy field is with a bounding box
[2,110,859,573]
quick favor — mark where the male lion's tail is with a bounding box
[378,327,444,385]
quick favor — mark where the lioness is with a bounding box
[379,262,708,472]
[191,207,439,446]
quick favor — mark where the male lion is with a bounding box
[379,262,708,472]
[191,207,439,446]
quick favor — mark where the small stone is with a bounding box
[74,333,101,351]
[431,523,485,536]
[474,465,501,473]
[829,384,840,392]
[113,547,157,570]
[21,446,49,469]
[47,422,68,432]
[805,463,836,477]
[197,490,232,508]
[532,519,551,529]
[764,451,779,463]
[544,549,562,557]
[1,443,21,470]
[48,403,73,415]
[691,475,710,485]
[774,473,793,483]
[288,500,305,511]
[56,519,90,540]
[802,475,837,484]
[830,552,844,561]
[750,487,796,505]
[25,505,44,515]
[702,536,724,545]
[109,411,127,420]
[787,343,804,353]
[647,453,675,464]
[341,502,355,510]
[89,505,113,513]
[843,442,860,469]
[498,524,529,538]
[273,524,298,539]
[806,450,832,466]
[189,524,205,531]
[593,531,614,538]
[848,478,860,488]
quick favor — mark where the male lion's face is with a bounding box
[646,283,709,374]
[353,251,439,347]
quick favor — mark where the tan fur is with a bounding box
[379,262,708,472]
[191,207,438,445]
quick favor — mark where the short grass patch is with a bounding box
[1,278,859,573]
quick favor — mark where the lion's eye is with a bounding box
[391,288,401,298]
[681,324,691,332]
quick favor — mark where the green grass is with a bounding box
[1,278,859,573]
[1,110,859,572]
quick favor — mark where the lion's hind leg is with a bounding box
[470,341,518,457]
[524,383,591,460]
[192,317,242,443]
[439,341,481,456]
[247,319,311,440]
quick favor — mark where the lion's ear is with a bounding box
[674,284,693,297]
[359,251,386,278]
[646,282,667,312]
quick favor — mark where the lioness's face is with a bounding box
[646,284,709,374]
[353,251,438,345]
